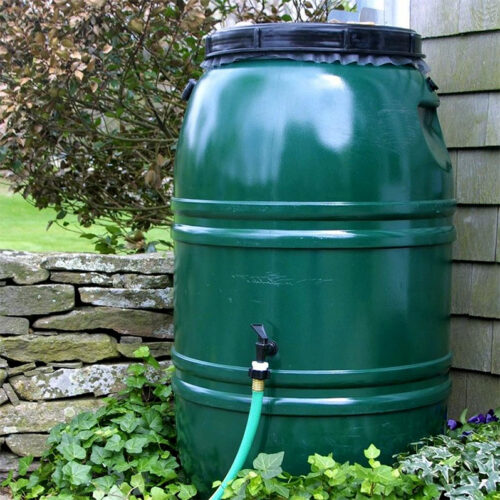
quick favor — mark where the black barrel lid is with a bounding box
[205,23,423,60]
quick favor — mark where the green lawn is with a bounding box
[0,182,168,253]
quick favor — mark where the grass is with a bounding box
[0,182,169,253]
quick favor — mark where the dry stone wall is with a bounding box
[0,251,174,476]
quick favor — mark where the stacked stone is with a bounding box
[0,251,174,475]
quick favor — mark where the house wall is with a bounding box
[411,0,500,417]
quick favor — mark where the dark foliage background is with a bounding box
[0,0,347,252]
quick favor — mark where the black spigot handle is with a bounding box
[251,323,268,342]
[250,323,278,362]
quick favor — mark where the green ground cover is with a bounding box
[0,183,168,253]
[5,348,500,499]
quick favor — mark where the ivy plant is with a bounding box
[3,347,196,500]
[218,445,434,499]
[397,411,500,500]
[219,411,500,499]
[4,350,499,500]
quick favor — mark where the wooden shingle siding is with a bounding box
[493,322,500,374]
[455,150,500,204]
[438,93,499,148]
[451,263,472,314]
[458,0,500,33]
[450,317,493,372]
[486,93,500,144]
[447,371,467,417]
[453,207,498,261]
[423,33,500,93]
[451,263,500,319]
[411,0,500,38]
[497,216,500,262]
[466,371,500,413]
[411,0,500,417]
[470,264,500,318]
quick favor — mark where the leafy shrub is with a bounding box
[3,347,197,500]
[0,0,333,253]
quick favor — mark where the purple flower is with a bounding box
[486,409,498,423]
[467,413,486,424]
[447,419,459,430]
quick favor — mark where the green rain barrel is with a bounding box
[172,23,455,496]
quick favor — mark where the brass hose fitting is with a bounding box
[252,379,265,392]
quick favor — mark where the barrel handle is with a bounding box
[181,79,197,101]
[418,76,440,109]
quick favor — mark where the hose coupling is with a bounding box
[252,379,265,392]
[249,360,270,380]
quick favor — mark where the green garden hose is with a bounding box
[209,381,265,500]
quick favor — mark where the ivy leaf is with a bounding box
[9,477,29,496]
[146,355,161,369]
[130,473,145,494]
[77,430,95,442]
[308,453,335,471]
[267,479,289,498]
[108,452,133,473]
[51,463,64,488]
[149,458,178,481]
[253,452,284,479]
[177,484,197,500]
[364,444,381,460]
[26,484,44,498]
[133,346,150,358]
[93,475,115,492]
[153,384,172,400]
[18,456,34,476]
[103,485,127,500]
[119,482,132,496]
[104,434,123,452]
[126,375,148,389]
[150,486,169,500]
[142,409,164,433]
[90,445,112,465]
[135,454,158,473]
[47,423,66,444]
[61,461,92,486]
[247,475,263,497]
[113,413,140,434]
[125,436,148,454]
[360,478,373,495]
[127,364,146,376]
[71,412,98,430]
[56,435,86,461]
[1,471,13,487]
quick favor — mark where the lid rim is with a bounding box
[214,22,418,33]
[204,47,425,59]
[205,22,423,61]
